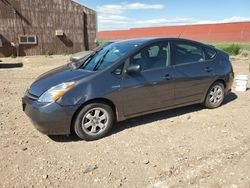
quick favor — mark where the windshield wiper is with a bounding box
[81,51,99,69]
[93,49,110,71]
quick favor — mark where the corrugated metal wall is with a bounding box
[98,22,250,43]
[0,0,97,57]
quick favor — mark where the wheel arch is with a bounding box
[70,98,117,134]
[214,79,226,88]
[202,79,227,103]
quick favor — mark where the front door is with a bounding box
[120,42,175,117]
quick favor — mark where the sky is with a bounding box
[77,0,250,31]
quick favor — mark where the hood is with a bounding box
[29,64,93,97]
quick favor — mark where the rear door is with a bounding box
[171,40,215,105]
[120,42,175,117]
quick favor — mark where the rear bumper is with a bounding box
[225,71,234,95]
[22,96,80,135]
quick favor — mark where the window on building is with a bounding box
[19,35,37,45]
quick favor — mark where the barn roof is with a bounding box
[98,21,250,43]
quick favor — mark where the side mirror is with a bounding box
[126,64,141,74]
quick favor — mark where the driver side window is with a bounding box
[130,42,169,71]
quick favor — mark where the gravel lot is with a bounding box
[0,55,250,188]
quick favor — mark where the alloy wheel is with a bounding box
[81,107,109,135]
[209,85,223,105]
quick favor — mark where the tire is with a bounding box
[204,82,225,109]
[73,103,115,141]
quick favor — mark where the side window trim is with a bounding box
[169,40,175,66]
[167,41,171,67]
[140,65,170,73]
[172,60,202,67]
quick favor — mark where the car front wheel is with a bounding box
[204,82,225,109]
[73,103,114,141]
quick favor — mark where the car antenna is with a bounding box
[178,25,187,39]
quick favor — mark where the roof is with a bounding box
[114,37,215,49]
[118,38,155,43]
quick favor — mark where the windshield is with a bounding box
[70,42,113,66]
[80,42,139,71]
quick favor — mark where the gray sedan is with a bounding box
[22,38,234,141]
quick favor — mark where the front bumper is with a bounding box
[22,95,80,135]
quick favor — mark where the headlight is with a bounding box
[38,82,76,103]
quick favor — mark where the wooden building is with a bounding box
[0,0,97,57]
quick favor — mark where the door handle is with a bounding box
[165,74,172,80]
[205,67,213,72]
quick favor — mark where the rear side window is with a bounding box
[204,47,217,60]
[173,41,205,65]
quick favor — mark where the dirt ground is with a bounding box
[0,55,250,188]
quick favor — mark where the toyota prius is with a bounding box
[22,38,234,141]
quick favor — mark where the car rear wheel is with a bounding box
[204,82,225,109]
[73,103,114,141]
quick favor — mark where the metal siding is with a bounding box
[98,22,250,43]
